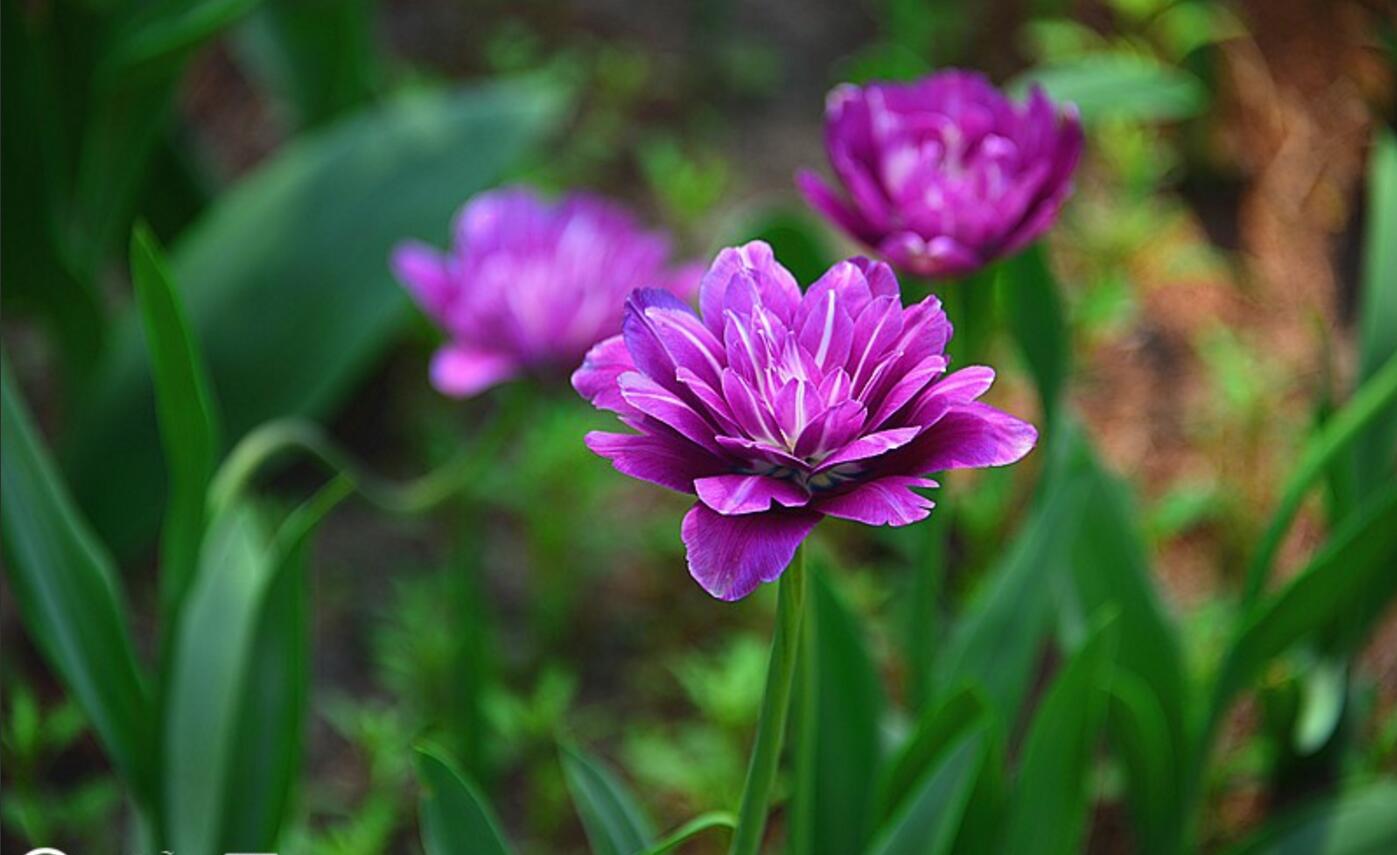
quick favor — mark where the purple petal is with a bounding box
[694,473,811,515]
[699,241,799,331]
[867,354,948,429]
[850,258,901,299]
[847,296,904,390]
[572,334,636,416]
[682,503,821,600]
[815,476,938,526]
[391,242,455,320]
[622,288,690,386]
[584,430,719,494]
[816,426,922,470]
[904,402,1038,473]
[795,169,877,244]
[618,371,724,453]
[878,232,983,279]
[906,366,996,424]
[429,345,519,398]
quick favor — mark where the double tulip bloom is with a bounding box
[392,187,700,397]
[574,242,1036,600]
[798,71,1082,278]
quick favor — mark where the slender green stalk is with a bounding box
[729,545,809,855]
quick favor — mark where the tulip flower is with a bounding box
[392,186,700,397]
[797,71,1082,279]
[574,241,1037,600]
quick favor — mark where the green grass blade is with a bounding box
[1353,130,1397,502]
[877,686,987,826]
[560,742,656,855]
[130,224,221,623]
[417,743,513,855]
[0,360,155,809]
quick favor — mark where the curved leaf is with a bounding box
[417,744,513,855]
[1228,780,1397,855]
[867,727,985,855]
[0,361,155,808]
[1011,53,1207,123]
[560,742,656,855]
[640,812,735,855]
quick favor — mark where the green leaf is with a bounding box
[1353,131,1397,504]
[164,478,348,853]
[639,813,735,855]
[1011,53,1207,123]
[0,360,155,809]
[65,78,567,556]
[102,0,264,75]
[1228,779,1397,855]
[878,686,987,825]
[867,727,986,855]
[1001,244,1069,427]
[130,224,221,623]
[1207,482,1397,743]
[1242,354,1397,607]
[1002,612,1117,855]
[1104,671,1175,850]
[789,562,885,855]
[935,431,1092,732]
[234,0,382,129]
[1064,439,1189,850]
[417,744,513,855]
[560,742,656,855]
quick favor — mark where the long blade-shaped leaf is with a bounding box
[560,742,656,855]
[66,78,568,556]
[1353,130,1397,502]
[0,361,155,808]
[789,562,885,855]
[867,727,986,855]
[1002,612,1118,855]
[417,744,513,855]
[1002,243,1069,426]
[131,224,221,622]
[878,686,987,825]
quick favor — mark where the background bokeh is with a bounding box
[3,1,1395,853]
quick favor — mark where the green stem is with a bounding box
[729,545,809,855]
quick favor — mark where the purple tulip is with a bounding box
[573,241,1037,600]
[392,187,701,398]
[797,71,1083,279]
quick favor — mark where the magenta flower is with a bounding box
[797,71,1083,279]
[392,186,701,397]
[573,241,1037,600]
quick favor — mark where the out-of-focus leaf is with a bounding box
[1,0,104,377]
[235,0,382,129]
[1001,243,1069,426]
[1011,53,1207,123]
[1207,482,1397,743]
[935,432,1091,732]
[878,686,986,825]
[65,78,567,556]
[1294,659,1346,755]
[130,224,221,622]
[639,813,735,855]
[789,563,885,855]
[1065,438,1189,852]
[102,0,262,74]
[867,727,985,855]
[1353,131,1397,504]
[560,742,656,855]
[1105,671,1174,850]
[1002,612,1117,855]
[1243,354,1397,607]
[0,362,155,809]
[165,477,348,853]
[1227,779,1397,855]
[417,744,513,855]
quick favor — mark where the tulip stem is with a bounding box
[729,544,808,855]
